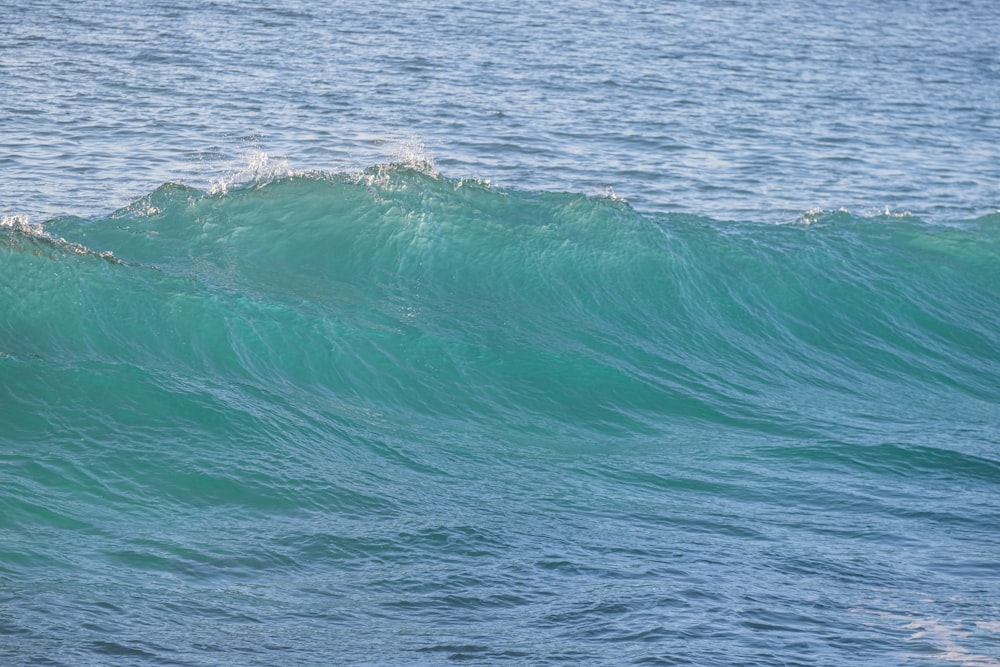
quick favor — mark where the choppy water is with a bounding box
[2,1,999,665]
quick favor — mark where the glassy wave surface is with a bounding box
[3,166,999,665]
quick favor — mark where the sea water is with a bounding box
[2,1,999,665]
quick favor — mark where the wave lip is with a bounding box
[2,213,120,263]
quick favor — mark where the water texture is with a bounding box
[2,1,999,665]
[2,0,998,221]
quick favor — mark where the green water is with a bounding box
[3,168,999,664]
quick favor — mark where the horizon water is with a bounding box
[2,1,1000,665]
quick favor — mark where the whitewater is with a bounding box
[2,1,999,665]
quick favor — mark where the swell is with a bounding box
[3,168,1000,667]
[2,166,999,446]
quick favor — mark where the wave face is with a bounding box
[3,169,1000,665]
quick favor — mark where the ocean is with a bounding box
[2,1,999,665]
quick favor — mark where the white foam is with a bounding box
[1,214,118,263]
[387,137,437,172]
[0,214,45,236]
[208,148,299,195]
[850,605,1000,666]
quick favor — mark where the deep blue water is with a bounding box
[2,1,1000,665]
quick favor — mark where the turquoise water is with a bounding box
[3,1,1000,665]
